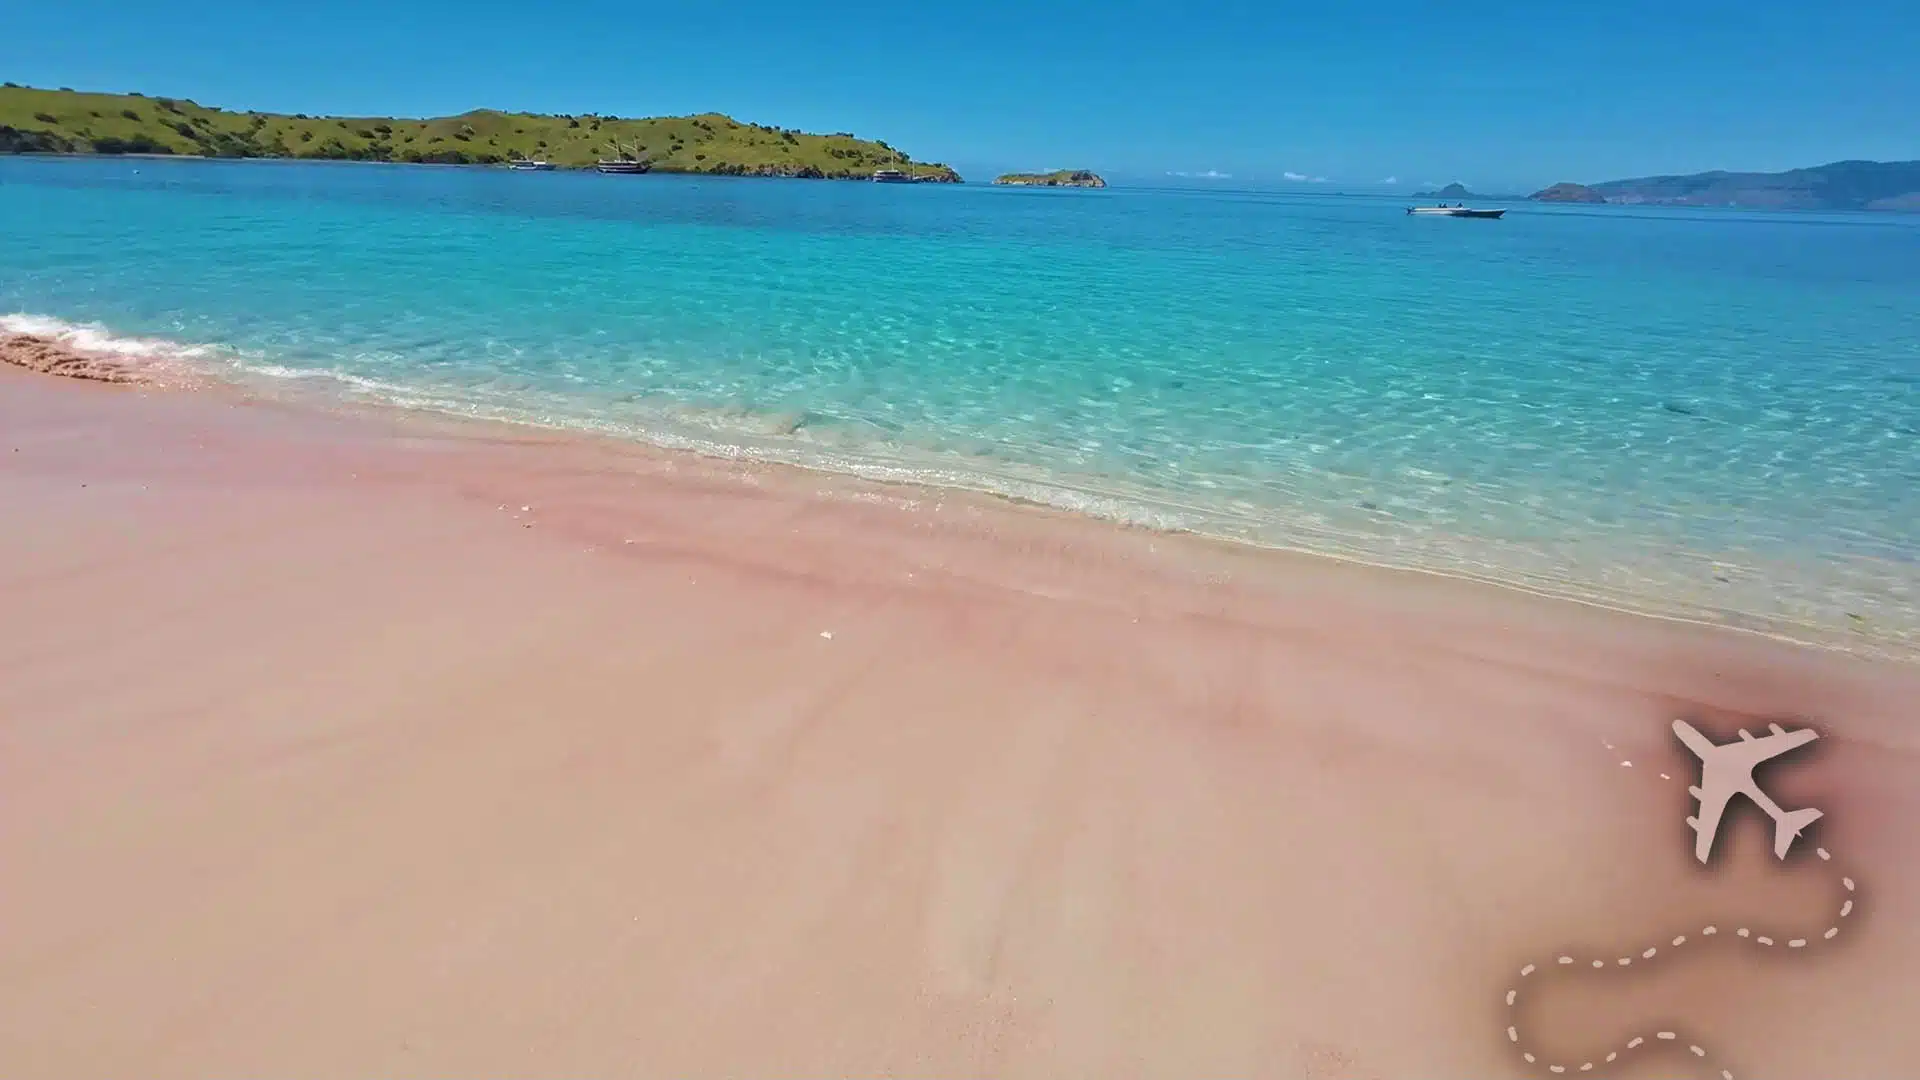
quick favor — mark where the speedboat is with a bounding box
[507,157,555,171]
[1407,204,1506,218]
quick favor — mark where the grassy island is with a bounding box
[993,169,1105,188]
[0,85,962,182]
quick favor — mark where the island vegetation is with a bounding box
[0,84,962,182]
[993,170,1106,188]
[1527,160,1920,212]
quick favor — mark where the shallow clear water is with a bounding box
[3,156,1916,651]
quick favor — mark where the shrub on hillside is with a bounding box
[91,134,170,154]
[0,125,73,153]
[406,148,473,165]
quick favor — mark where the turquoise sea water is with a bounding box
[3,156,1916,653]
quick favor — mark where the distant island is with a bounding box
[994,170,1106,188]
[1411,182,1488,200]
[1528,160,1920,212]
[0,84,962,182]
[1530,182,1608,204]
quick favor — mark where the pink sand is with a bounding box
[2,365,1916,1078]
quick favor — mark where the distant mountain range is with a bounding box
[1530,160,1920,212]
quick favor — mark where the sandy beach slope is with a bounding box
[2,364,1917,1078]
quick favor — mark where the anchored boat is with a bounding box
[595,141,651,174]
[1407,204,1506,218]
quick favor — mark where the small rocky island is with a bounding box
[1530,182,1609,204]
[1411,182,1485,200]
[993,170,1106,188]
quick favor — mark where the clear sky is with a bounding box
[4,0,1914,191]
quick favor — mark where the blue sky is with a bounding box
[4,0,1914,190]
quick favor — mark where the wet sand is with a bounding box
[2,364,1917,1079]
[1,331,151,383]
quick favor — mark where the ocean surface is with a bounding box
[3,156,1916,654]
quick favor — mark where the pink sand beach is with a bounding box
[3,354,1917,1078]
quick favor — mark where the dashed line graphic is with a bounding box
[1503,721,1853,1078]
[1504,846,1856,1078]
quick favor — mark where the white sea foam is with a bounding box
[1,313,218,367]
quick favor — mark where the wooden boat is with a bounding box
[872,167,917,183]
[596,141,651,174]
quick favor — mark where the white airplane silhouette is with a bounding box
[1673,719,1823,864]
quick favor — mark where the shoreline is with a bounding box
[203,369,1920,667]
[6,316,1910,665]
[4,358,1918,1075]
[2,150,967,182]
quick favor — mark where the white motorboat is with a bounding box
[1407,204,1506,218]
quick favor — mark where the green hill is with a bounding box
[0,84,961,182]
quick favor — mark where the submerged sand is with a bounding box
[2,365,1916,1078]
[0,332,152,383]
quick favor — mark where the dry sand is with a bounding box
[2,364,1917,1079]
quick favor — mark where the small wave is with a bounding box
[0,312,221,386]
